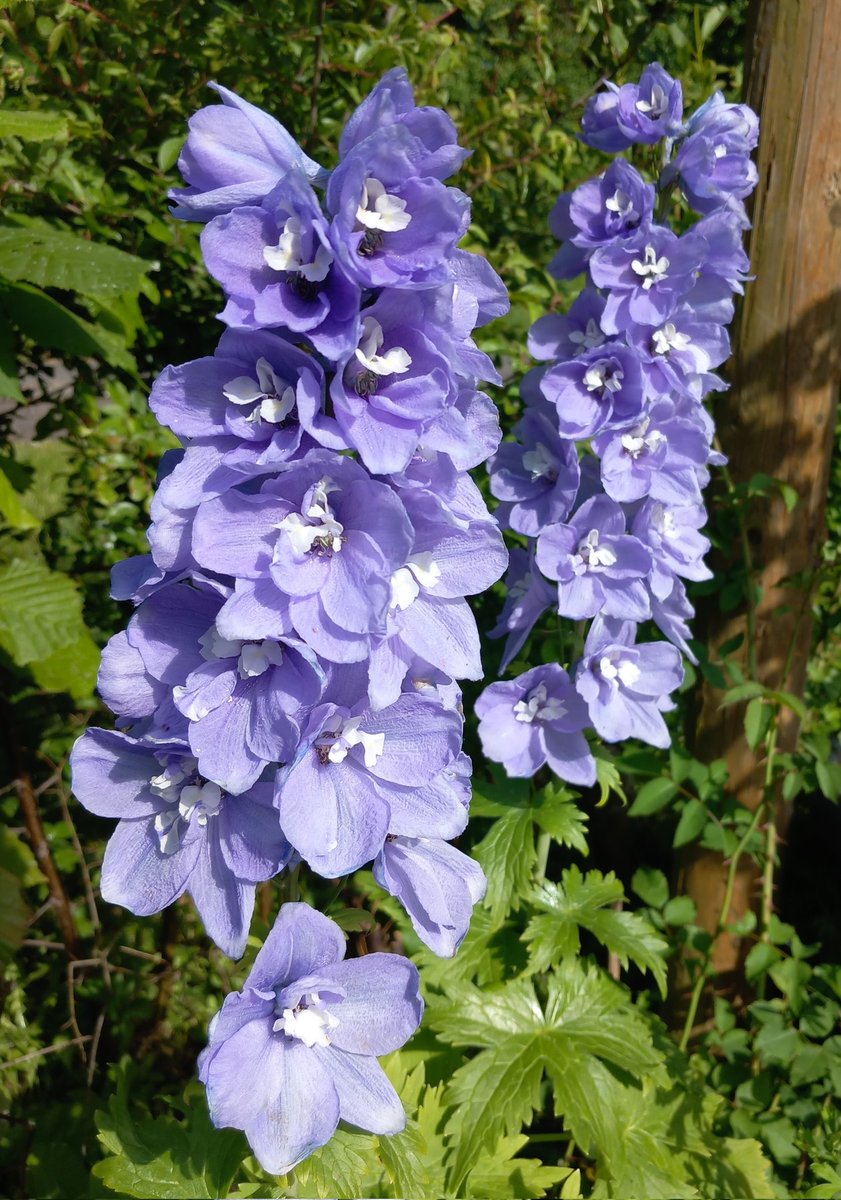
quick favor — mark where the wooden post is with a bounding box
[677,0,841,1010]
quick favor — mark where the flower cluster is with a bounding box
[479,64,757,781]
[70,70,508,1173]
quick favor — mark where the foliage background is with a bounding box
[1,1,840,1197]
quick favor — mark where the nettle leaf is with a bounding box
[94,1078,244,1199]
[0,558,89,666]
[0,221,155,300]
[525,866,668,995]
[465,1133,572,1199]
[475,806,536,924]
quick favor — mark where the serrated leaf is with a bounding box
[445,1033,546,1192]
[0,109,70,140]
[431,978,546,1046]
[525,867,667,994]
[628,777,678,816]
[465,1133,571,1198]
[475,806,536,924]
[533,788,589,853]
[0,222,154,299]
[0,558,88,666]
[595,754,627,806]
[289,1127,379,1199]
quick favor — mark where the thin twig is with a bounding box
[1,1035,91,1071]
[15,765,79,958]
[56,771,100,933]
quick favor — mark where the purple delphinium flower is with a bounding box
[631,497,712,594]
[527,290,608,361]
[589,225,704,335]
[592,397,713,505]
[539,342,646,439]
[548,159,655,278]
[373,836,486,957]
[169,82,327,221]
[200,902,423,1174]
[581,64,683,151]
[201,173,360,358]
[192,451,414,664]
[490,408,581,536]
[70,729,291,957]
[536,493,652,622]
[475,663,595,785]
[274,690,463,877]
[574,617,684,749]
[327,124,470,290]
[666,92,759,220]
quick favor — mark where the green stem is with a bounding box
[535,829,551,883]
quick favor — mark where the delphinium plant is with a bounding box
[69,70,509,1174]
[482,62,758,771]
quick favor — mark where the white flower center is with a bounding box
[631,244,670,290]
[150,759,222,854]
[356,177,412,233]
[620,416,667,459]
[196,627,284,681]
[714,143,727,159]
[576,528,617,570]
[598,655,641,688]
[635,83,667,118]
[569,318,606,351]
[389,552,442,611]
[521,442,559,483]
[318,715,385,769]
[652,502,678,537]
[263,215,334,281]
[605,187,632,215]
[223,357,296,426]
[584,360,624,394]
[277,476,345,556]
[652,322,691,356]
[354,316,412,378]
[275,992,340,1048]
[513,682,566,724]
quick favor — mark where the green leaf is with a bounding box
[475,806,536,924]
[0,863,29,962]
[0,222,155,300]
[157,135,184,172]
[0,109,70,140]
[595,753,627,806]
[744,941,781,982]
[533,787,589,853]
[465,1134,571,1198]
[525,867,668,993]
[0,462,40,530]
[290,1127,379,1199]
[662,895,697,926]
[628,777,678,816]
[29,631,100,699]
[0,558,89,666]
[0,318,22,402]
[93,1074,244,1199]
[631,867,669,909]
[0,281,136,373]
[744,696,772,749]
[719,681,765,707]
[673,798,707,847]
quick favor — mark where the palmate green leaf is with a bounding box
[532,786,589,853]
[465,1133,571,1199]
[94,1078,244,1199]
[430,978,547,1046]
[474,805,536,924]
[525,866,668,995]
[0,558,88,666]
[0,221,155,300]
[0,109,70,140]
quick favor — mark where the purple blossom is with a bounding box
[548,159,655,278]
[667,92,759,218]
[527,290,608,362]
[589,226,704,335]
[201,173,360,358]
[574,617,684,748]
[536,494,652,622]
[200,902,422,1174]
[490,408,581,535]
[592,397,713,505]
[373,836,486,957]
[539,342,646,440]
[631,497,712,593]
[70,729,291,957]
[274,691,463,877]
[581,64,683,151]
[489,547,556,671]
[170,82,326,221]
[475,663,595,785]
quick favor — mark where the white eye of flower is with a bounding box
[275,992,340,1047]
[635,83,667,118]
[569,318,606,351]
[584,361,624,394]
[522,442,559,482]
[652,323,692,356]
[389,553,442,611]
[277,477,345,556]
[263,215,333,281]
[320,715,385,769]
[631,244,670,290]
[354,317,412,378]
[513,682,566,724]
[576,528,617,570]
[150,763,223,854]
[356,177,412,233]
[605,187,632,215]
